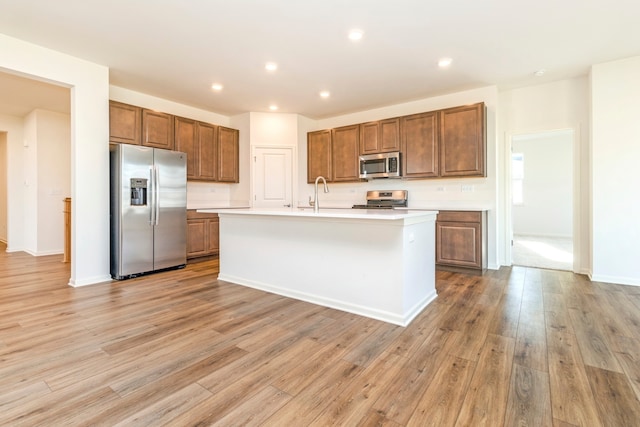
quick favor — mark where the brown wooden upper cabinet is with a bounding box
[111,102,240,183]
[331,124,360,182]
[307,129,332,183]
[401,111,439,178]
[174,117,198,179]
[439,102,486,177]
[359,118,400,155]
[304,101,486,183]
[217,126,239,183]
[175,117,218,181]
[199,122,218,181]
[109,101,141,145]
[142,109,175,150]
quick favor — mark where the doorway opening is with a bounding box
[0,71,71,263]
[0,132,6,245]
[510,129,574,271]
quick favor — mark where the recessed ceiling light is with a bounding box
[269,105,278,111]
[319,91,330,98]
[265,62,278,71]
[438,58,453,68]
[348,29,363,41]
[211,83,223,91]
[534,69,546,77]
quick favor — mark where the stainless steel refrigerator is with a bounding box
[110,143,187,280]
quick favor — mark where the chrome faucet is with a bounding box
[310,175,329,213]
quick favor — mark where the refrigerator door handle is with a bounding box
[149,166,155,225]
[154,165,160,226]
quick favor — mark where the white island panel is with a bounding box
[212,209,438,326]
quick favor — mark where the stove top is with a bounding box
[351,204,394,209]
[352,190,408,209]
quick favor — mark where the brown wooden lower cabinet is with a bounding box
[187,210,219,261]
[436,210,487,271]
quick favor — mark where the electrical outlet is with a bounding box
[461,184,474,192]
[436,186,445,192]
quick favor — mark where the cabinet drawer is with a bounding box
[187,210,219,220]
[437,210,481,223]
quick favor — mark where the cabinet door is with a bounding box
[187,219,207,258]
[207,217,220,253]
[331,124,360,182]
[379,118,400,152]
[360,121,380,154]
[436,218,482,269]
[142,109,175,150]
[359,118,400,155]
[439,102,485,177]
[174,117,198,179]
[402,112,438,178]
[109,101,141,145]
[217,126,239,182]
[198,122,217,181]
[307,130,332,183]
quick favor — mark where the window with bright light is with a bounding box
[512,153,524,205]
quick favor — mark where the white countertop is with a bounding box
[197,207,438,221]
[191,201,490,212]
[396,206,491,212]
[187,201,250,210]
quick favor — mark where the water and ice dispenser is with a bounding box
[130,178,148,206]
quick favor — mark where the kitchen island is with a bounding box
[197,208,438,326]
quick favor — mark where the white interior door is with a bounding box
[253,147,293,208]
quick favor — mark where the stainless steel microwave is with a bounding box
[359,152,401,179]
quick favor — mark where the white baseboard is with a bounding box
[513,233,573,239]
[218,273,437,327]
[23,248,63,257]
[589,273,640,287]
[68,275,112,287]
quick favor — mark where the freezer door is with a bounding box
[110,144,154,278]
[153,149,187,270]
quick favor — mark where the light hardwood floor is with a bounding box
[1,243,640,426]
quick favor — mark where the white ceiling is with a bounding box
[0,0,638,119]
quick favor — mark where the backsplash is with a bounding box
[186,182,249,208]
[302,177,494,210]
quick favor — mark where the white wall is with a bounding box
[229,113,251,205]
[499,77,590,273]
[591,56,640,286]
[0,132,7,243]
[296,86,500,269]
[512,131,573,237]
[1,33,110,286]
[23,111,38,252]
[21,110,71,256]
[249,112,299,147]
[109,85,230,126]
[36,110,71,254]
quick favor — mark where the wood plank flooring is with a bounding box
[1,243,640,426]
